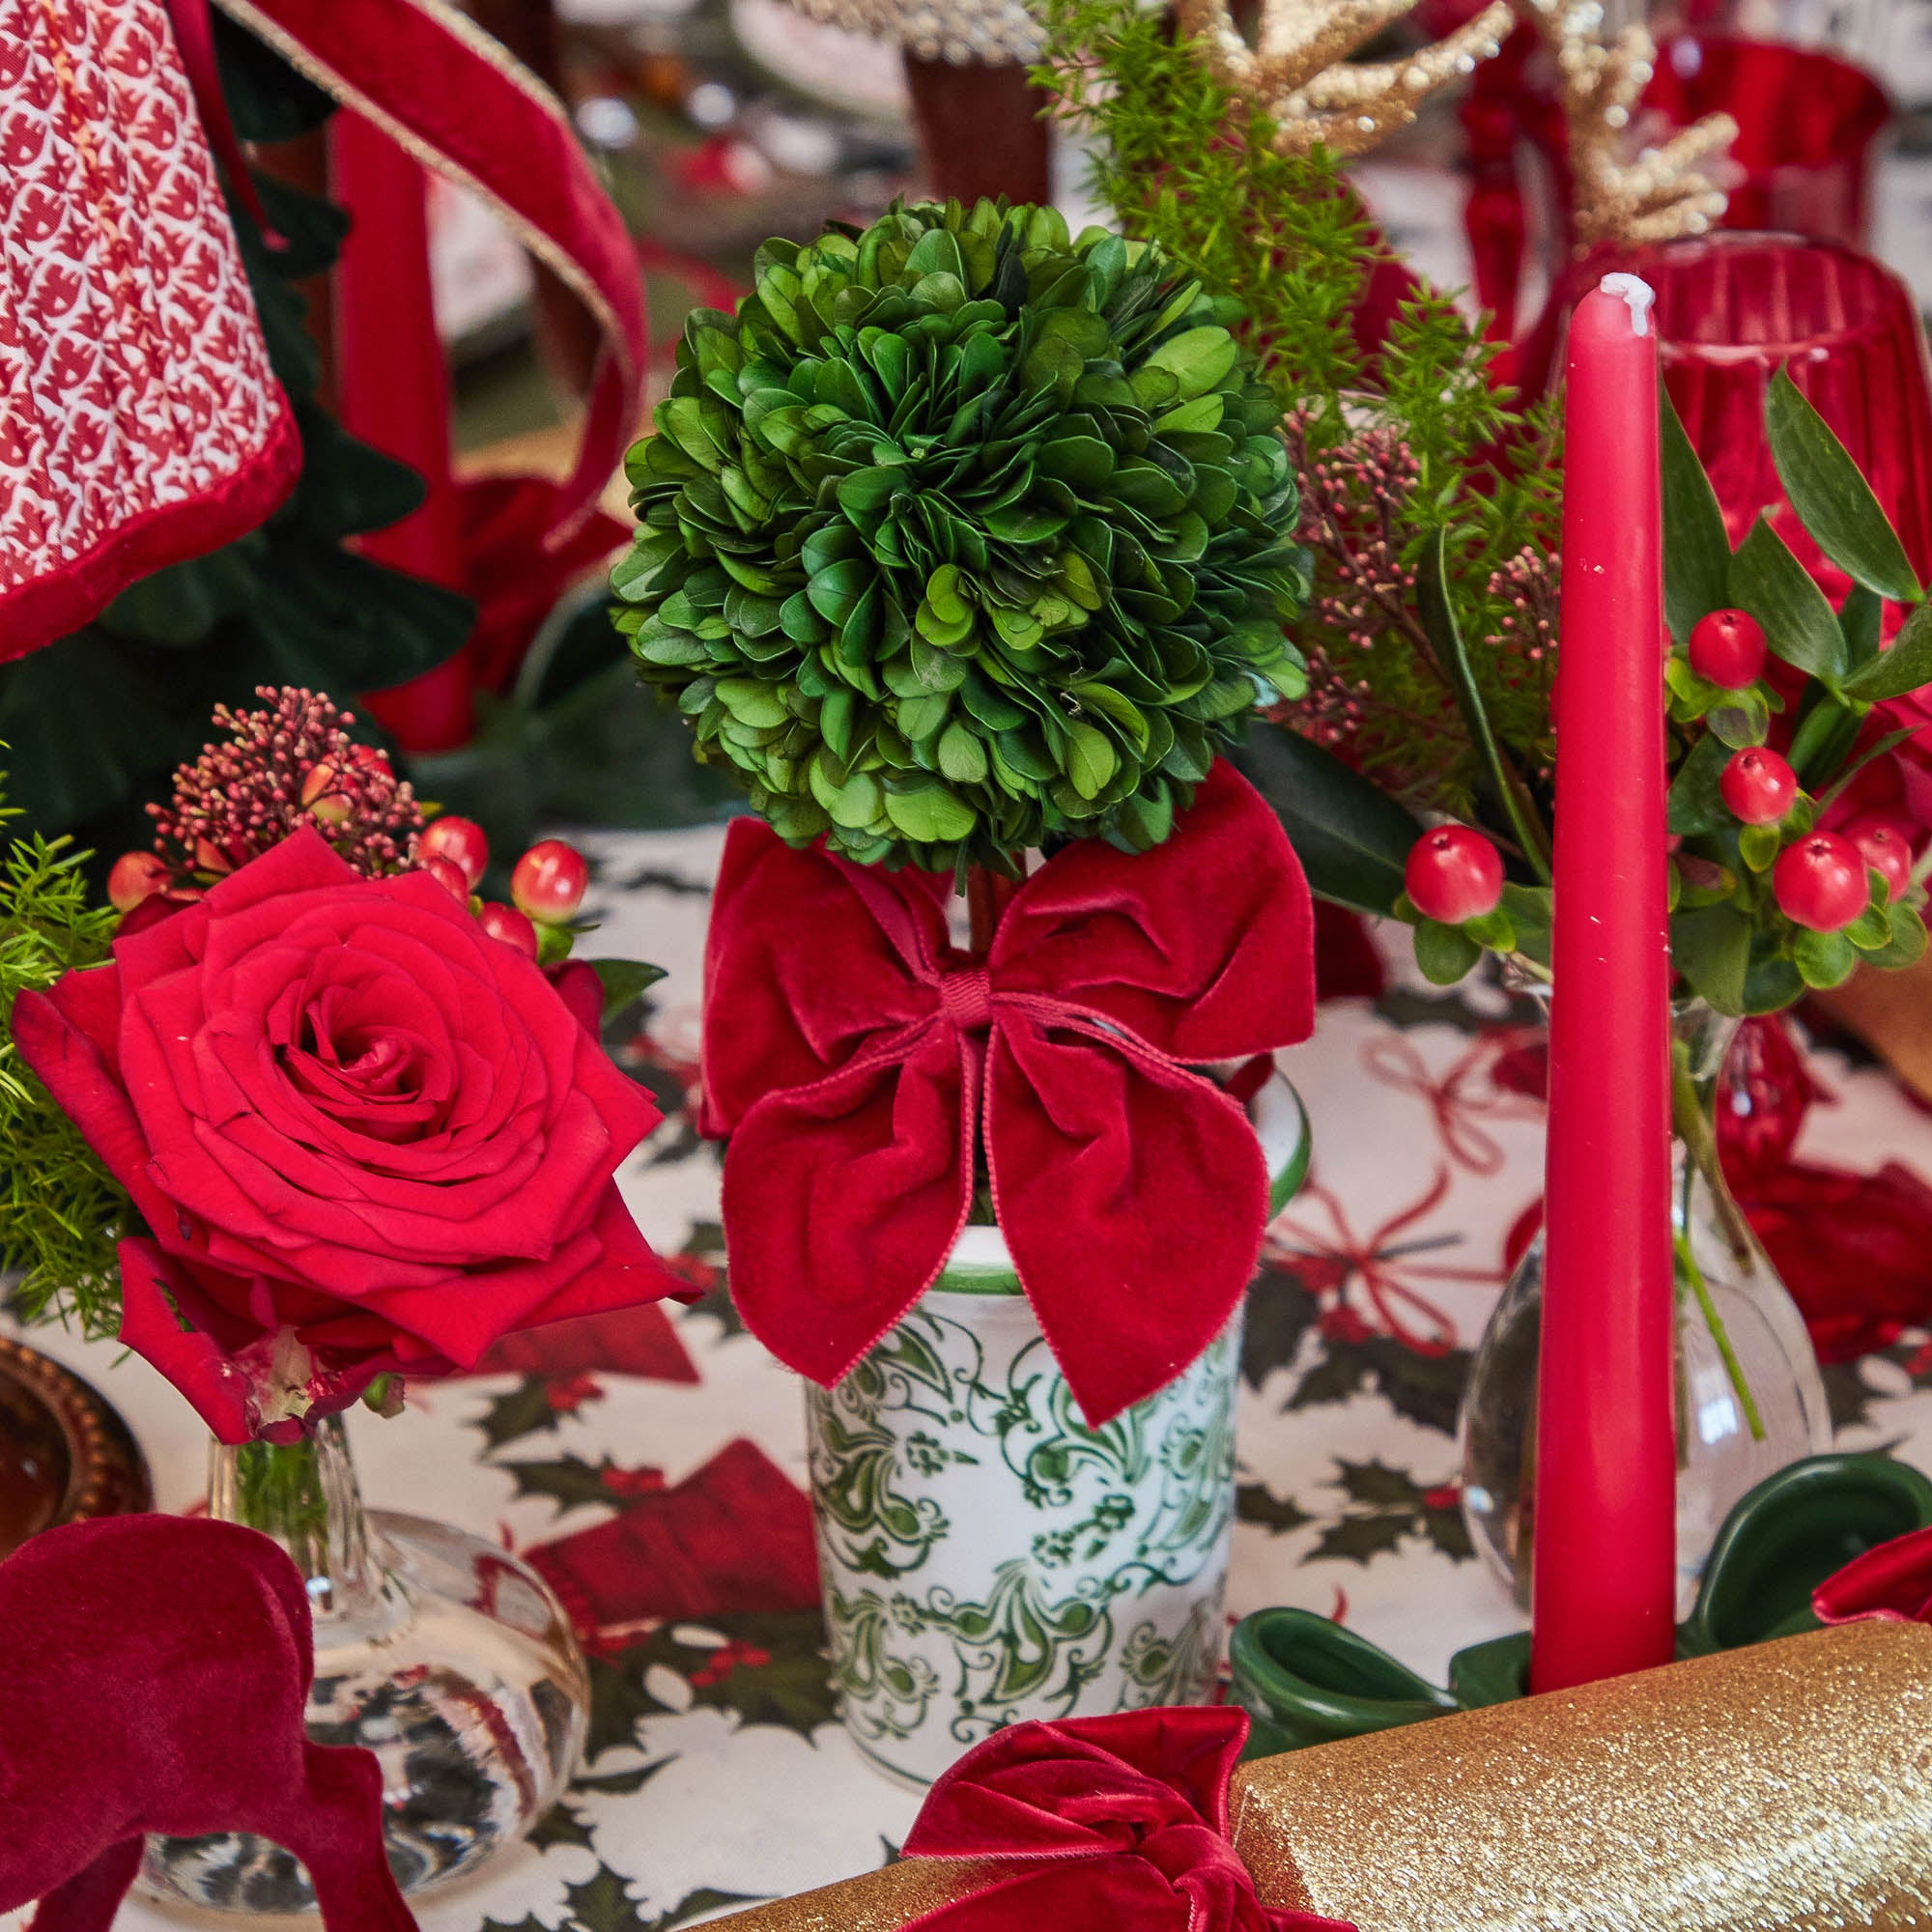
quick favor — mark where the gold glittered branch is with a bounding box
[1178,0,1514,156]
[1178,0,1737,241]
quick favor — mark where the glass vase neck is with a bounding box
[207,1414,377,1620]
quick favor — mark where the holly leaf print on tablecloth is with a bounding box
[586,1611,838,1755]
[1236,1481,1314,1533]
[666,1220,744,1339]
[504,1454,668,1517]
[526,1802,598,1853]
[1241,1273,1321,1390]
[1304,1459,1471,1565]
[479,1378,575,1449]
[483,1869,764,1932]
[1257,1264,1473,1435]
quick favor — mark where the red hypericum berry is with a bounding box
[1688,609,1767,690]
[421,853,471,903]
[1774,833,1870,932]
[419,815,490,891]
[1404,825,1504,924]
[511,838,590,923]
[1719,748,1798,826]
[1846,815,1916,900]
[107,850,172,912]
[478,901,539,957]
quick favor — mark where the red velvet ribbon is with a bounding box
[898,1710,1350,1932]
[699,762,1317,1426]
[203,0,650,748]
[1815,1525,1932,1625]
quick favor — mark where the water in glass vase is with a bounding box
[1459,1001,1831,1613]
[139,1415,588,1913]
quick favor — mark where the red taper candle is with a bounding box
[1531,274,1677,1692]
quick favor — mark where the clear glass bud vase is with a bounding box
[138,1415,589,1913]
[1459,999,1832,1613]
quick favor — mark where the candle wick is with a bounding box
[1598,273,1656,337]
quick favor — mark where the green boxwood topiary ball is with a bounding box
[613,198,1309,873]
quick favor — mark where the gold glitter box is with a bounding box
[708,1620,1932,1931]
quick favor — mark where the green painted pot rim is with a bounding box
[931,1068,1310,1297]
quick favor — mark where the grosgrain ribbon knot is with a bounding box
[896,1709,1351,1932]
[698,761,1317,1426]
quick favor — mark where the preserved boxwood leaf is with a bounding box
[614,197,1309,868]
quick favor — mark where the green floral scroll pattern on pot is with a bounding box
[807,1294,1239,1786]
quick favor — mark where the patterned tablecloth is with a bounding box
[10,821,1932,1932]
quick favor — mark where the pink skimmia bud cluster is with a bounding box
[116,688,423,920]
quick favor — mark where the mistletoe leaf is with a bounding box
[1767,370,1920,605]
[1841,602,1932,703]
[1730,517,1848,685]
[1662,391,1733,643]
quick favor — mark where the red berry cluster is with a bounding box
[1713,744,1914,935]
[416,817,591,960]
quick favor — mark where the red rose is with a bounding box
[14,830,678,1442]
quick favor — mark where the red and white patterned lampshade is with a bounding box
[0,0,297,661]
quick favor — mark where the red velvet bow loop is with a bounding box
[700,761,1316,1425]
[1814,1525,1932,1626]
[897,1709,1349,1932]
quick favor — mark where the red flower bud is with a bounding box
[107,850,172,913]
[419,815,490,891]
[512,839,590,923]
[299,763,354,826]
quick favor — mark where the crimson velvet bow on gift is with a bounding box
[700,759,1315,1425]
[887,1709,1349,1932]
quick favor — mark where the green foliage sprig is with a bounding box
[0,774,128,1334]
[1364,382,1932,1013]
[615,198,1309,874]
[1032,0,1561,823]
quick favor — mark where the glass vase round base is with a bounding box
[139,1426,589,1914]
[1458,1003,1832,1616]
[1459,1233,1832,1616]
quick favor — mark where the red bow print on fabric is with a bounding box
[897,1708,1350,1932]
[700,760,1316,1425]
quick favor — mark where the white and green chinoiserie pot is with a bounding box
[806,1068,1310,1787]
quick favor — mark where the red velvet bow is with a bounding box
[897,1709,1347,1932]
[1814,1525,1932,1626]
[700,762,1315,1426]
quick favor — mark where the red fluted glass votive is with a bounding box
[1643,235,1932,588]
[1523,235,1932,591]
[1646,38,1890,250]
